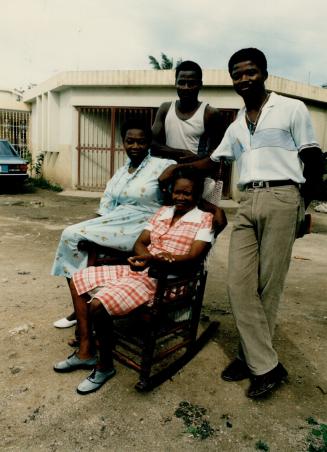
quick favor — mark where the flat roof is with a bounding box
[23,69,327,105]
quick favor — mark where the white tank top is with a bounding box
[165,101,207,154]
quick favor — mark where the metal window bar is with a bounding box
[76,106,236,196]
[0,109,30,159]
[76,106,157,190]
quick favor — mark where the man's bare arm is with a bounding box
[158,157,217,187]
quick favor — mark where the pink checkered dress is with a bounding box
[73,206,213,316]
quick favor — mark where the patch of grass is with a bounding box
[306,417,327,452]
[174,401,215,440]
[28,177,63,192]
[255,440,269,451]
[307,417,319,426]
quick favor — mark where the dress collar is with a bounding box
[158,206,203,223]
[124,152,151,175]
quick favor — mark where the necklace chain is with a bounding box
[246,93,270,134]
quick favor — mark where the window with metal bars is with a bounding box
[0,109,30,159]
[76,106,156,190]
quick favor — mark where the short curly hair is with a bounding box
[228,48,268,76]
[171,167,205,201]
[120,118,152,143]
[175,60,202,80]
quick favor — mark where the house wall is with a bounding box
[27,85,242,187]
[25,75,327,193]
[0,90,30,111]
[30,90,75,186]
[306,104,327,150]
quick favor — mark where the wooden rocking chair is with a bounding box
[77,240,219,391]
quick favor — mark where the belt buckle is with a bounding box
[252,181,264,188]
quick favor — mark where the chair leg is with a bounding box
[135,321,220,392]
[135,319,159,391]
[187,284,206,351]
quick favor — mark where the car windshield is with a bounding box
[0,141,18,157]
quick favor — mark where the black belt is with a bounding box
[243,180,299,189]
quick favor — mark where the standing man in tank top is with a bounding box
[151,60,225,163]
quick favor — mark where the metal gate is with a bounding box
[76,105,237,196]
[76,106,156,190]
[0,109,30,158]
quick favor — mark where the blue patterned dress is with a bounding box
[51,154,175,277]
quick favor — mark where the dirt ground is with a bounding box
[0,188,326,452]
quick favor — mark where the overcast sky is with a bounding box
[1,0,326,90]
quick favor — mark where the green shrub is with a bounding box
[29,177,63,192]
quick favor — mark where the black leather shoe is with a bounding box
[247,362,288,398]
[221,358,251,382]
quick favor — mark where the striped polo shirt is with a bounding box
[210,92,319,188]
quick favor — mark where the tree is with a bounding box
[148,53,182,70]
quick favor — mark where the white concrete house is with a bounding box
[23,70,327,198]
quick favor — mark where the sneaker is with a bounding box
[53,317,77,328]
[221,358,251,382]
[247,362,288,398]
[77,368,116,395]
[54,352,97,373]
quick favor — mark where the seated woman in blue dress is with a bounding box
[54,168,220,395]
[52,118,176,327]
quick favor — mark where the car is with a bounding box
[0,139,28,187]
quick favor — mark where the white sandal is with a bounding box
[53,317,77,328]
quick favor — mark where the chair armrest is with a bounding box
[148,263,207,312]
[148,263,203,280]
